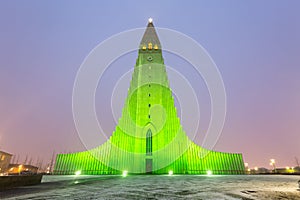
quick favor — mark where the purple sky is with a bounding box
[0,1,300,169]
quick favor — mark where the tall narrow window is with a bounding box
[146,129,152,155]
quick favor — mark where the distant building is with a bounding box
[8,164,38,175]
[257,167,269,174]
[276,167,299,174]
[0,151,12,173]
[246,167,269,174]
[294,166,300,173]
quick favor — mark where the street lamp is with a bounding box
[18,165,23,175]
[269,159,276,173]
[244,163,249,174]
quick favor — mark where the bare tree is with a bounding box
[11,154,15,164]
[295,157,300,168]
[49,151,55,173]
[28,157,33,165]
[16,154,19,164]
[24,155,28,164]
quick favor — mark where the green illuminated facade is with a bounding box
[54,21,245,175]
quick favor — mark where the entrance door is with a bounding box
[146,128,153,173]
[146,159,152,174]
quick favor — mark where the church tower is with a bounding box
[54,19,245,175]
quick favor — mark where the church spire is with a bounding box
[140,18,161,50]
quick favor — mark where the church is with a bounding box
[54,19,245,175]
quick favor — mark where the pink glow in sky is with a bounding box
[0,1,300,169]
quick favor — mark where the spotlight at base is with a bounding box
[168,170,173,175]
[206,170,212,176]
[122,170,128,177]
[75,170,81,176]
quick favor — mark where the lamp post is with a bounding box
[18,165,23,175]
[244,163,249,174]
[269,159,276,173]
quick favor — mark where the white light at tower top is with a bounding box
[148,18,153,23]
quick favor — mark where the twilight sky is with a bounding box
[0,0,299,169]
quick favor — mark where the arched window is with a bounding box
[146,129,152,155]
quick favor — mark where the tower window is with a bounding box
[149,84,151,87]
[146,129,152,155]
[148,104,151,107]
[148,43,152,50]
[148,114,151,119]
[148,94,151,97]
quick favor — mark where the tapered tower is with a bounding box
[54,19,245,175]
